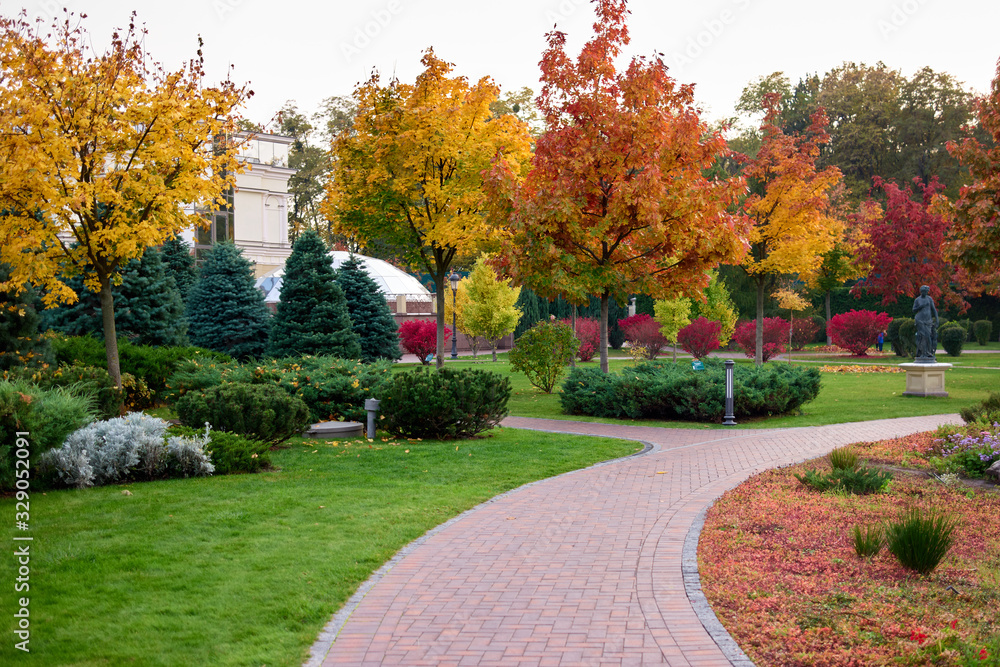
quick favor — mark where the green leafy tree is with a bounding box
[41,248,188,346]
[691,272,738,346]
[160,235,198,303]
[268,230,360,359]
[457,257,522,362]
[187,243,270,360]
[653,297,691,362]
[0,265,51,371]
[335,255,400,362]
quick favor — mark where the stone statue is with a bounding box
[912,285,938,363]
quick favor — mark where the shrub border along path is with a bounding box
[311,414,960,666]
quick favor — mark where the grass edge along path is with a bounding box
[0,428,638,667]
[699,435,1000,667]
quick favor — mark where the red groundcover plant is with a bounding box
[560,317,599,362]
[677,317,721,359]
[398,320,451,364]
[733,318,789,362]
[618,314,668,359]
[827,310,892,356]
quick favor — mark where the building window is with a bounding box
[194,188,235,261]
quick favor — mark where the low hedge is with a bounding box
[379,367,511,439]
[168,355,392,423]
[176,382,311,445]
[167,426,271,474]
[560,360,821,422]
[9,363,153,419]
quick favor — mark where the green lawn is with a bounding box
[1,429,637,666]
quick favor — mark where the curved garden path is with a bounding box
[309,414,960,667]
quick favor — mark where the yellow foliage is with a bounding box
[653,297,692,344]
[772,288,810,312]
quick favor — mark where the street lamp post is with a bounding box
[449,271,460,359]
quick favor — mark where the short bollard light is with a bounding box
[365,398,380,439]
[722,359,737,426]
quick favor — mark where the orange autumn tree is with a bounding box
[0,13,250,387]
[325,50,533,368]
[486,0,749,373]
[739,93,842,365]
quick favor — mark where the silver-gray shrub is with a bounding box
[167,424,215,478]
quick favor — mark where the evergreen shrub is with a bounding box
[886,318,906,356]
[560,360,820,422]
[940,323,965,357]
[335,255,401,362]
[0,265,52,370]
[379,367,511,439]
[896,318,917,357]
[509,321,577,393]
[794,466,892,495]
[973,320,992,346]
[959,392,1000,426]
[176,382,311,445]
[167,426,271,475]
[885,509,957,575]
[14,363,152,418]
[168,356,392,423]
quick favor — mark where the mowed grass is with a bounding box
[416,357,998,428]
[0,429,638,666]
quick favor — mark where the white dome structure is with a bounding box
[255,251,432,306]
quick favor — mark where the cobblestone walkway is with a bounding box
[310,414,960,667]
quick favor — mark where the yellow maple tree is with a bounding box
[325,49,533,368]
[0,13,250,387]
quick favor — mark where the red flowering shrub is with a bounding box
[828,310,892,356]
[677,317,721,359]
[791,318,821,351]
[560,317,599,361]
[398,320,451,364]
[618,314,668,359]
[733,318,790,362]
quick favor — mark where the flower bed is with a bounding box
[700,434,1000,666]
[820,365,904,374]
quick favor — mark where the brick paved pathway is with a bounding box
[310,414,960,667]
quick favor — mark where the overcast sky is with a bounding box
[11,0,1000,131]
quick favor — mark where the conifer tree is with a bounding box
[268,230,361,358]
[161,235,198,302]
[334,255,400,362]
[188,243,270,359]
[0,265,52,371]
[41,248,188,346]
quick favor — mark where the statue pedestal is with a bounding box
[900,362,953,397]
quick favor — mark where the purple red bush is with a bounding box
[827,310,892,356]
[677,317,721,359]
[791,318,821,351]
[618,314,668,359]
[560,317,599,362]
[398,320,451,364]
[733,318,790,362]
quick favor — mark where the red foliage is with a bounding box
[850,177,967,311]
[398,320,451,364]
[733,318,789,362]
[677,317,721,359]
[559,317,599,362]
[827,310,892,356]
[791,318,821,351]
[618,313,668,359]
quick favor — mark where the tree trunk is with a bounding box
[98,274,123,391]
[491,341,497,363]
[600,292,609,373]
[570,304,577,368]
[755,279,765,367]
[435,274,446,370]
[825,290,832,345]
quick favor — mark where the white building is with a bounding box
[181,132,296,277]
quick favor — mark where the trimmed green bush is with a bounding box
[885,508,957,575]
[167,426,270,474]
[852,524,884,558]
[0,380,94,490]
[973,320,992,346]
[885,318,906,357]
[895,318,917,357]
[560,360,821,422]
[176,382,311,445]
[509,321,578,393]
[379,367,511,439]
[168,356,392,423]
[940,323,965,357]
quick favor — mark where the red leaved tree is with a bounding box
[733,318,790,362]
[619,314,668,359]
[851,177,967,312]
[485,0,748,373]
[561,317,600,362]
[398,320,451,364]
[827,310,892,357]
[677,317,721,360]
